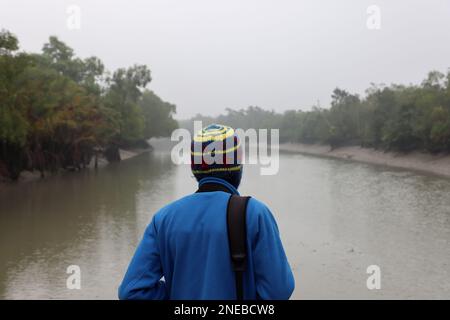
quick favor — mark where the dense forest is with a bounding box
[3,28,450,181]
[0,29,177,180]
[184,70,450,153]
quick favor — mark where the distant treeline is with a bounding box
[183,70,450,153]
[0,30,177,180]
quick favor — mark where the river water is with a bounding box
[0,147,449,299]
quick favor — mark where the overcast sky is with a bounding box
[1,0,450,119]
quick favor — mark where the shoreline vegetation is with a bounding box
[0,146,151,183]
[3,31,450,183]
[182,67,450,179]
[278,143,450,178]
[0,30,177,182]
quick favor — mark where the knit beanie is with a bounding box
[191,124,243,188]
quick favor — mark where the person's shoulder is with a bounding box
[245,196,280,238]
[151,193,198,223]
[247,196,269,211]
[246,196,273,220]
[155,194,194,217]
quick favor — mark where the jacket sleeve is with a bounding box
[118,216,167,300]
[251,203,295,300]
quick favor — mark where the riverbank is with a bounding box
[279,143,450,178]
[0,147,152,184]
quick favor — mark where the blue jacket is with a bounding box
[118,177,295,300]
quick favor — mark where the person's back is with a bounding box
[118,124,295,300]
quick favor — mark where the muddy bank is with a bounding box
[279,143,450,178]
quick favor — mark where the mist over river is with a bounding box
[1,148,449,299]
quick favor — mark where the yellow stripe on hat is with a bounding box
[191,165,242,174]
[193,126,235,142]
[201,126,227,136]
[190,142,241,156]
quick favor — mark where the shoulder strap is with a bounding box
[227,194,251,300]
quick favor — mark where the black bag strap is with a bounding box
[195,182,250,300]
[226,194,250,300]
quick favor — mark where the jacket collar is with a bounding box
[198,177,240,195]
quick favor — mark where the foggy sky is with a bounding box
[1,0,450,119]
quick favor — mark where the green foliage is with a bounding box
[428,106,450,152]
[103,65,152,144]
[139,90,178,139]
[0,30,177,180]
[188,70,450,154]
[0,29,19,54]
